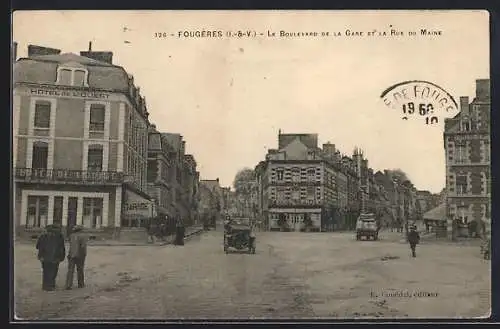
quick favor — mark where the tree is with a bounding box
[233,168,256,196]
[386,169,411,183]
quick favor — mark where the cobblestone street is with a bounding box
[15,230,490,320]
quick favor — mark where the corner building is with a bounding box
[13,45,151,238]
[444,79,491,237]
[255,133,361,232]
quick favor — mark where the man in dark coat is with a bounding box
[407,226,421,258]
[174,217,185,246]
[65,225,87,289]
[36,224,66,291]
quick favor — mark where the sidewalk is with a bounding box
[89,225,204,246]
[15,225,205,247]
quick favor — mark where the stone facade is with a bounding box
[13,45,152,239]
[444,79,491,238]
[147,126,200,226]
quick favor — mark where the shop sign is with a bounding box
[123,190,156,218]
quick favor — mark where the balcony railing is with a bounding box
[14,168,125,184]
[269,199,322,207]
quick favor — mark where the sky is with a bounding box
[13,10,489,193]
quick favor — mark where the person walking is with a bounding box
[36,224,66,291]
[147,217,157,244]
[65,225,87,290]
[408,225,421,258]
[174,217,185,246]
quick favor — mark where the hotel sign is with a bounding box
[28,86,110,99]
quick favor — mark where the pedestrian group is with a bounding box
[36,225,87,291]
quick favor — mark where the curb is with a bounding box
[87,228,205,247]
[159,228,204,246]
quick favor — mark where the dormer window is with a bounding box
[462,120,470,132]
[56,65,89,87]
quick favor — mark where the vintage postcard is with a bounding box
[12,10,490,321]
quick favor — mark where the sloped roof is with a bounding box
[28,52,114,66]
[161,133,183,151]
[14,54,129,91]
[200,180,220,192]
[278,134,318,149]
[423,203,446,221]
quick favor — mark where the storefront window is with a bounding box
[26,196,48,228]
[53,196,63,226]
[83,197,103,228]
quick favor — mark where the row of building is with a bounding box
[13,43,204,239]
[248,78,491,239]
[251,132,434,232]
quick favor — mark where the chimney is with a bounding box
[460,96,470,116]
[28,44,61,57]
[79,50,113,64]
[475,79,490,101]
[322,143,336,156]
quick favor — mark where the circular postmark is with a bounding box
[380,80,459,125]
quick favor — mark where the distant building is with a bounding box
[444,79,491,237]
[13,44,151,238]
[199,178,224,222]
[159,133,199,225]
[147,125,200,226]
[254,133,362,232]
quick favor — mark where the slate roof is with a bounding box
[278,133,318,149]
[161,133,183,152]
[423,203,446,221]
[14,53,130,91]
[29,53,114,66]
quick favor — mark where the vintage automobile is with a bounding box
[224,218,256,254]
[356,213,379,241]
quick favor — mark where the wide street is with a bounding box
[14,229,490,320]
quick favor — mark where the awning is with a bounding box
[423,203,447,221]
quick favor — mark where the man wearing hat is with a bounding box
[36,224,66,291]
[65,225,88,290]
[407,225,421,258]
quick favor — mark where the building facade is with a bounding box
[14,45,151,238]
[444,79,491,238]
[147,128,200,227]
[255,133,363,232]
[199,178,224,223]
[254,132,431,232]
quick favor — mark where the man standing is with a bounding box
[147,217,157,244]
[36,224,66,291]
[408,225,421,258]
[65,225,87,290]
[174,217,185,246]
